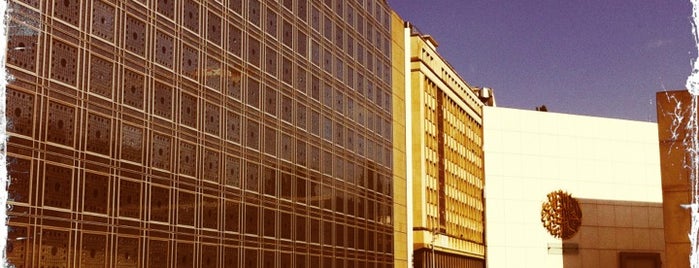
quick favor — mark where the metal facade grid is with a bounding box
[5,0,395,267]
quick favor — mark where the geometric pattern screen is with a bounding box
[5,0,394,267]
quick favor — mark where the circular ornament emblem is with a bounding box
[541,190,582,239]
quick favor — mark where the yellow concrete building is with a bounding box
[390,10,410,268]
[397,19,493,268]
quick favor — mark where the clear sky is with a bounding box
[388,0,694,121]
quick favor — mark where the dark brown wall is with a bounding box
[656,90,693,268]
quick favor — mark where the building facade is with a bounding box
[483,107,665,268]
[5,0,397,267]
[656,90,693,268]
[389,10,410,268]
[401,24,489,268]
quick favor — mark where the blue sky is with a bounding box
[388,0,694,121]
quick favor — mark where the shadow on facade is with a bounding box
[556,198,664,268]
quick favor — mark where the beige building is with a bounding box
[397,19,494,267]
[483,107,665,268]
[390,10,410,268]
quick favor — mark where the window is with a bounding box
[245,118,260,150]
[265,46,278,77]
[245,161,260,192]
[311,5,320,32]
[264,126,277,156]
[264,86,277,116]
[296,102,307,130]
[296,30,307,58]
[246,77,260,109]
[249,0,261,27]
[228,24,242,57]
[282,20,292,48]
[247,36,260,67]
[207,11,222,45]
[619,252,661,268]
[266,8,278,38]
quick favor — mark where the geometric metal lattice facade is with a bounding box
[541,190,582,240]
[6,0,394,267]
